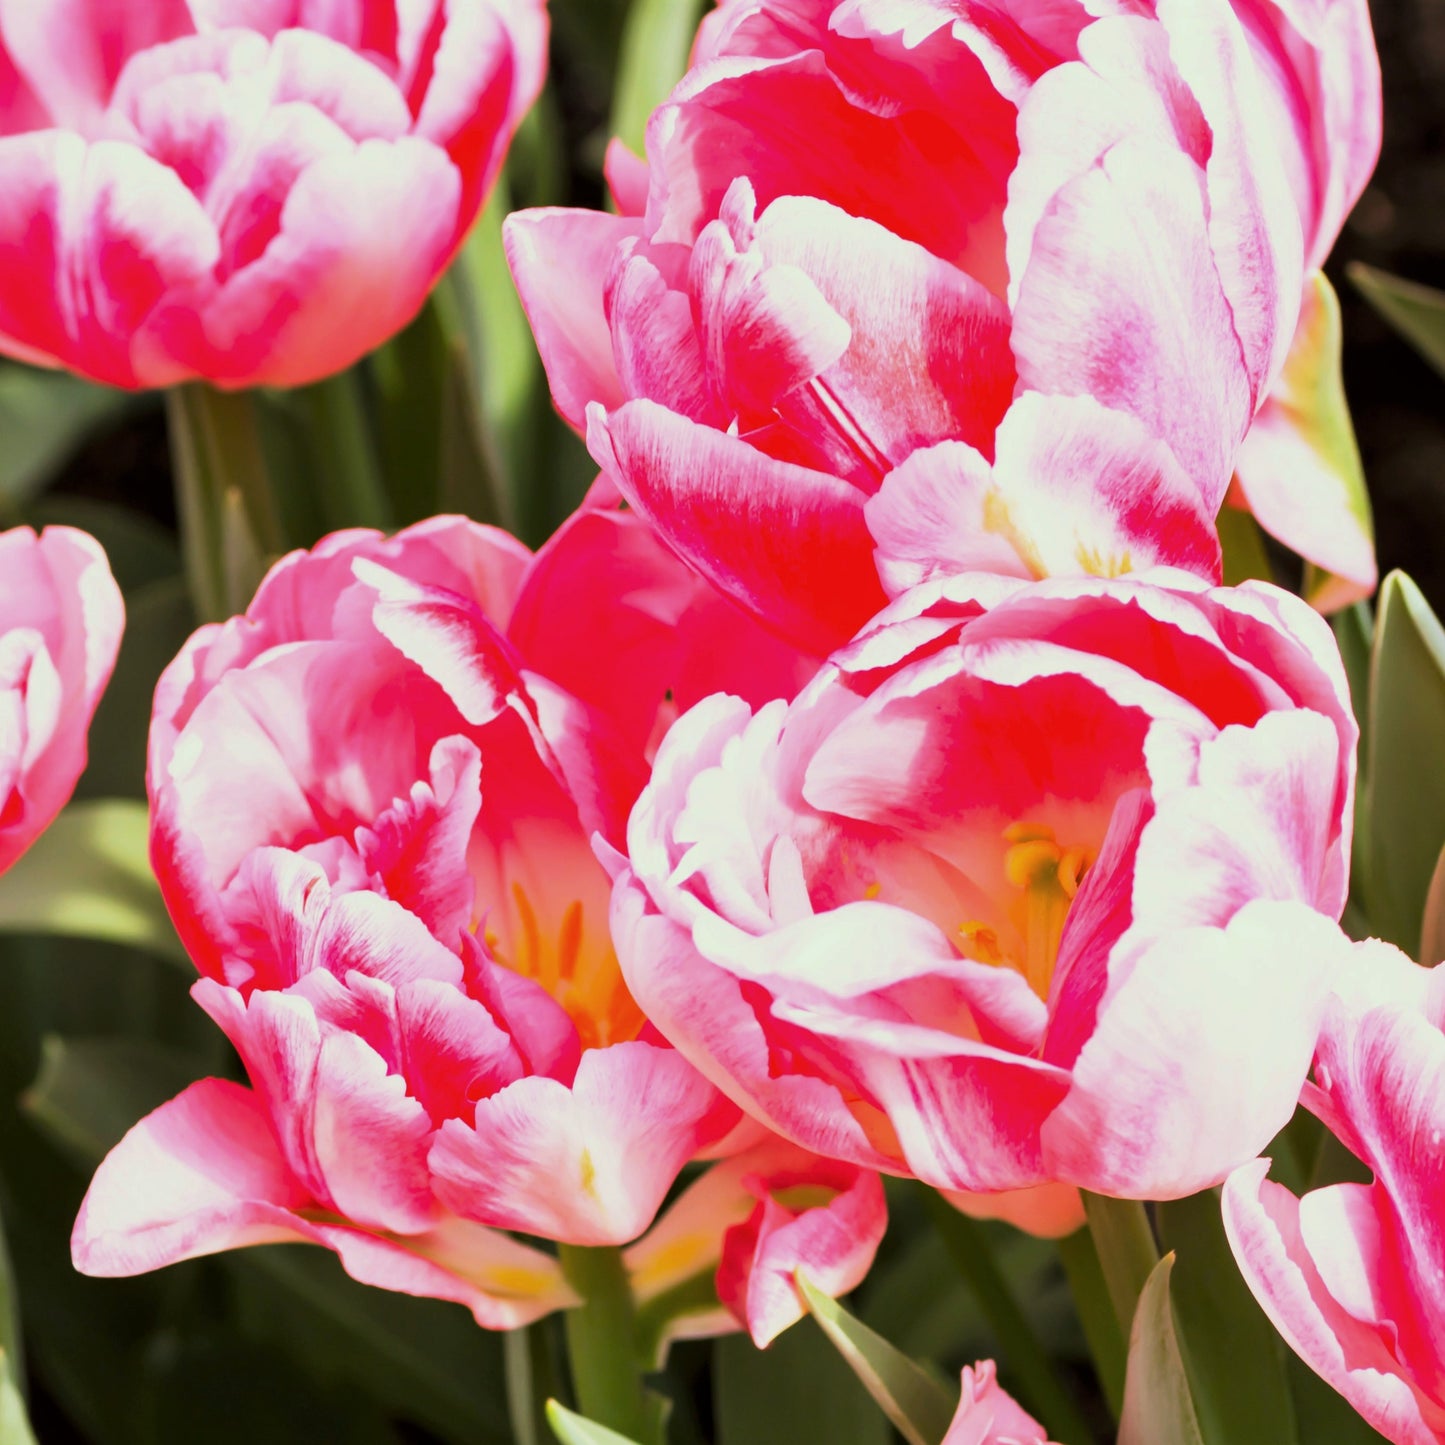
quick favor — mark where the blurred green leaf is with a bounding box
[548,1400,642,1445]
[1117,1256,1204,1445]
[1349,263,1445,382]
[1156,1191,1297,1445]
[23,498,179,596]
[294,371,393,531]
[1421,844,1445,968]
[714,1318,889,1445]
[22,1036,201,1166]
[1217,507,1274,588]
[611,0,706,156]
[0,802,183,965]
[1366,571,1445,955]
[0,1352,35,1445]
[0,367,133,517]
[229,1246,514,1445]
[799,1275,956,1445]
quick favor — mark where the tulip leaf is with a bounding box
[547,1401,644,1445]
[1217,506,1274,588]
[1117,1256,1205,1445]
[0,801,185,965]
[1156,1190,1298,1445]
[0,1352,36,1445]
[1420,844,1445,967]
[798,1275,956,1445]
[0,365,134,515]
[1366,570,1445,955]
[21,1036,203,1166]
[1349,262,1445,382]
[714,1316,888,1445]
[611,0,707,156]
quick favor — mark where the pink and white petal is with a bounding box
[1155,0,1306,397]
[867,439,1031,597]
[1233,272,1376,608]
[0,133,219,388]
[604,139,649,217]
[753,195,1015,464]
[1041,902,1347,1198]
[1223,1162,1445,1445]
[941,1182,1086,1241]
[72,1078,313,1277]
[587,399,888,655]
[1011,134,1251,505]
[430,1041,735,1246]
[152,136,459,389]
[0,0,194,129]
[611,889,895,1172]
[308,1214,576,1330]
[504,207,639,429]
[722,1161,887,1346]
[944,1360,1053,1445]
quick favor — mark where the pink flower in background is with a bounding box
[0,525,123,875]
[0,0,547,389]
[1224,945,1445,1445]
[72,511,816,1317]
[613,570,1357,1201]
[944,1362,1053,1445]
[509,0,1381,652]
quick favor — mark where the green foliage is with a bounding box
[1117,1257,1204,1445]
[1350,262,1445,381]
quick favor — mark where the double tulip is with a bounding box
[613,569,1358,1212]
[510,0,1381,652]
[73,508,817,1317]
[0,0,547,389]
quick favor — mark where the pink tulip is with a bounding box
[0,0,547,389]
[613,570,1358,1201]
[73,511,819,1317]
[944,1362,1054,1445]
[509,0,1381,652]
[624,1139,886,1350]
[0,525,123,874]
[1223,944,1445,1445]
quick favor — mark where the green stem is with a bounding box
[557,1244,661,1444]
[296,371,394,531]
[1082,1194,1159,1335]
[505,1321,561,1445]
[923,1191,1095,1444]
[166,384,281,621]
[1058,1227,1127,1420]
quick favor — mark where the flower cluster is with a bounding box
[2,0,1436,1441]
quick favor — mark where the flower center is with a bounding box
[958,822,1094,1000]
[485,884,645,1051]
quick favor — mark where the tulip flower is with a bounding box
[612,570,1357,1202]
[73,511,817,1318]
[0,525,123,875]
[0,0,547,389]
[1224,944,1445,1445]
[945,1362,1054,1445]
[510,0,1381,653]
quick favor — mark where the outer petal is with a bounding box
[429,1041,738,1246]
[868,393,1219,596]
[1223,1162,1445,1445]
[588,399,887,655]
[505,207,639,429]
[941,1182,1086,1241]
[73,1077,574,1329]
[1041,902,1347,1197]
[149,137,461,388]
